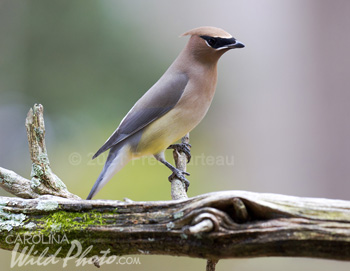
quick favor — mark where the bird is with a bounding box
[86,26,244,200]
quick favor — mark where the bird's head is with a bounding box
[182,26,244,63]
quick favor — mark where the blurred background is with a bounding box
[1,0,350,270]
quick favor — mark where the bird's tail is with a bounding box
[86,144,131,200]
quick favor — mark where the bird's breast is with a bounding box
[134,68,218,156]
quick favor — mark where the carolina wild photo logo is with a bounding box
[5,233,141,267]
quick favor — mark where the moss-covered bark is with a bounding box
[0,191,350,261]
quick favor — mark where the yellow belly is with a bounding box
[133,92,211,157]
[132,108,190,156]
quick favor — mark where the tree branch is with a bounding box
[25,104,80,200]
[169,133,190,200]
[0,167,39,199]
[0,191,349,260]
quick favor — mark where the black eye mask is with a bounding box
[200,35,239,50]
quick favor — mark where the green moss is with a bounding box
[33,210,105,234]
[0,210,109,257]
[0,208,140,257]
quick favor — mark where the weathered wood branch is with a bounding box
[0,191,349,261]
[0,104,79,200]
[26,105,79,199]
[0,104,350,266]
[169,133,190,200]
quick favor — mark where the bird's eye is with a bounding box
[208,38,217,47]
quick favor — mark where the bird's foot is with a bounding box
[168,169,190,191]
[168,143,192,163]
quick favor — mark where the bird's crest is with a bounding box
[181,26,232,38]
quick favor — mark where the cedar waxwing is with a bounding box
[87,26,244,199]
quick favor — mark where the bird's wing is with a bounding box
[93,72,189,159]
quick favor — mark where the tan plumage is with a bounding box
[182,26,233,38]
[87,26,244,199]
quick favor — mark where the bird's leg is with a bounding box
[154,154,190,191]
[167,143,192,163]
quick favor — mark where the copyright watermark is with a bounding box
[68,152,82,166]
[6,234,141,268]
[68,152,234,167]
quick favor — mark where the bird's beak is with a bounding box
[227,40,245,49]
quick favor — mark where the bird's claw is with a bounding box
[168,169,190,191]
[168,143,192,163]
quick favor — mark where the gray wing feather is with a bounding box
[93,72,189,159]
